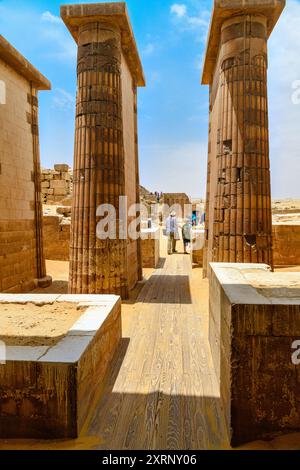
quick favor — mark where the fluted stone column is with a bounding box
[202,1,285,275]
[69,22,128,296]
[133,85,143,281]
[61,3,145,298]
[31,88,51,287]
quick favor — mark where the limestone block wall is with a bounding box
[41,165,73,205]
[141,228,160,269]
[163,193,191,218]
[273,224,300,266]
[209,263,300,446]
[43,216,71,261]
[0,44,50,292]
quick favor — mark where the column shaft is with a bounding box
[69,22,128,297]
[211,15,273,267]
[31,87,47,280]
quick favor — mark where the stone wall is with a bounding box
[41,164,72,205]
[209,263,300,446]
[163,193,191,218]
[43,216,70,261]
[191,229,205,267]
[141,228,160,268]
[0,37,50,292]
[273,224,300,266]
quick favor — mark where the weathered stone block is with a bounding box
[141,228,160,268]
[50,180,66,189]
[209,263,300,446]
[54,164,69,173]
[273,223,300,266]
[0,294,121,439]
[54,188,67,197]
[191,229,204,267]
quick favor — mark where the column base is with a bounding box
[35,276,52,289]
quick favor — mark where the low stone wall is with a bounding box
[43,216,70,261]
[41,164,73,205]
[0,294,121,438]
[191,229,205,267]
[209,263,300,446]
[273,223,300,266]
[141,228,160,268]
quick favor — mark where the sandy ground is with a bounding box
[0,302,83,347]
[272,199,300,213]
[272,199,300,224]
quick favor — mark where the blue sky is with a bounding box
[0,0,299,198]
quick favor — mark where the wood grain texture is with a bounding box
[86,240,230,450]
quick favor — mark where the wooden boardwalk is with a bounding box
[86,244,230,450]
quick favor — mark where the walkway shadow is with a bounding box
[87,391,229,450]
[157,257,166,269]
[145,275,192,304]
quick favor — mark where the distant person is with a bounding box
[166,211,179,255]
[192,212,197,227]
[182,219,192,254]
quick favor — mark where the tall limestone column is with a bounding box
[202,0,285,276]
[61,3,145,297]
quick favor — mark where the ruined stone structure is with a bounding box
[0,35,51,292]
[61,3,145,298]
[43,215,71,262]
[202,0,286,277]
[163,193,191,217]
[41,164,73,205]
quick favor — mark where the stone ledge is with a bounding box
[201,0,286,84]
[0,294,122,438]
[0,35,51,90]
[61,2,145,87]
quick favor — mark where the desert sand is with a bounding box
[0,302,83,347]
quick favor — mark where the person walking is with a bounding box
[182,219,192,254]
[166,211,179,255]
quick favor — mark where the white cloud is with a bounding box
[171,4,187,19]
[41,11,62,24]
[268,0,300,198]
[170,2,209,37]
[52,88,75,112]
[143,43,155,56]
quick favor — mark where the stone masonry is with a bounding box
[0,35,51,292]
[61,3,145,298]
[202,0,286,277]
[41,164,73,205]
[209,263,300,446]
[163,193,191,218]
